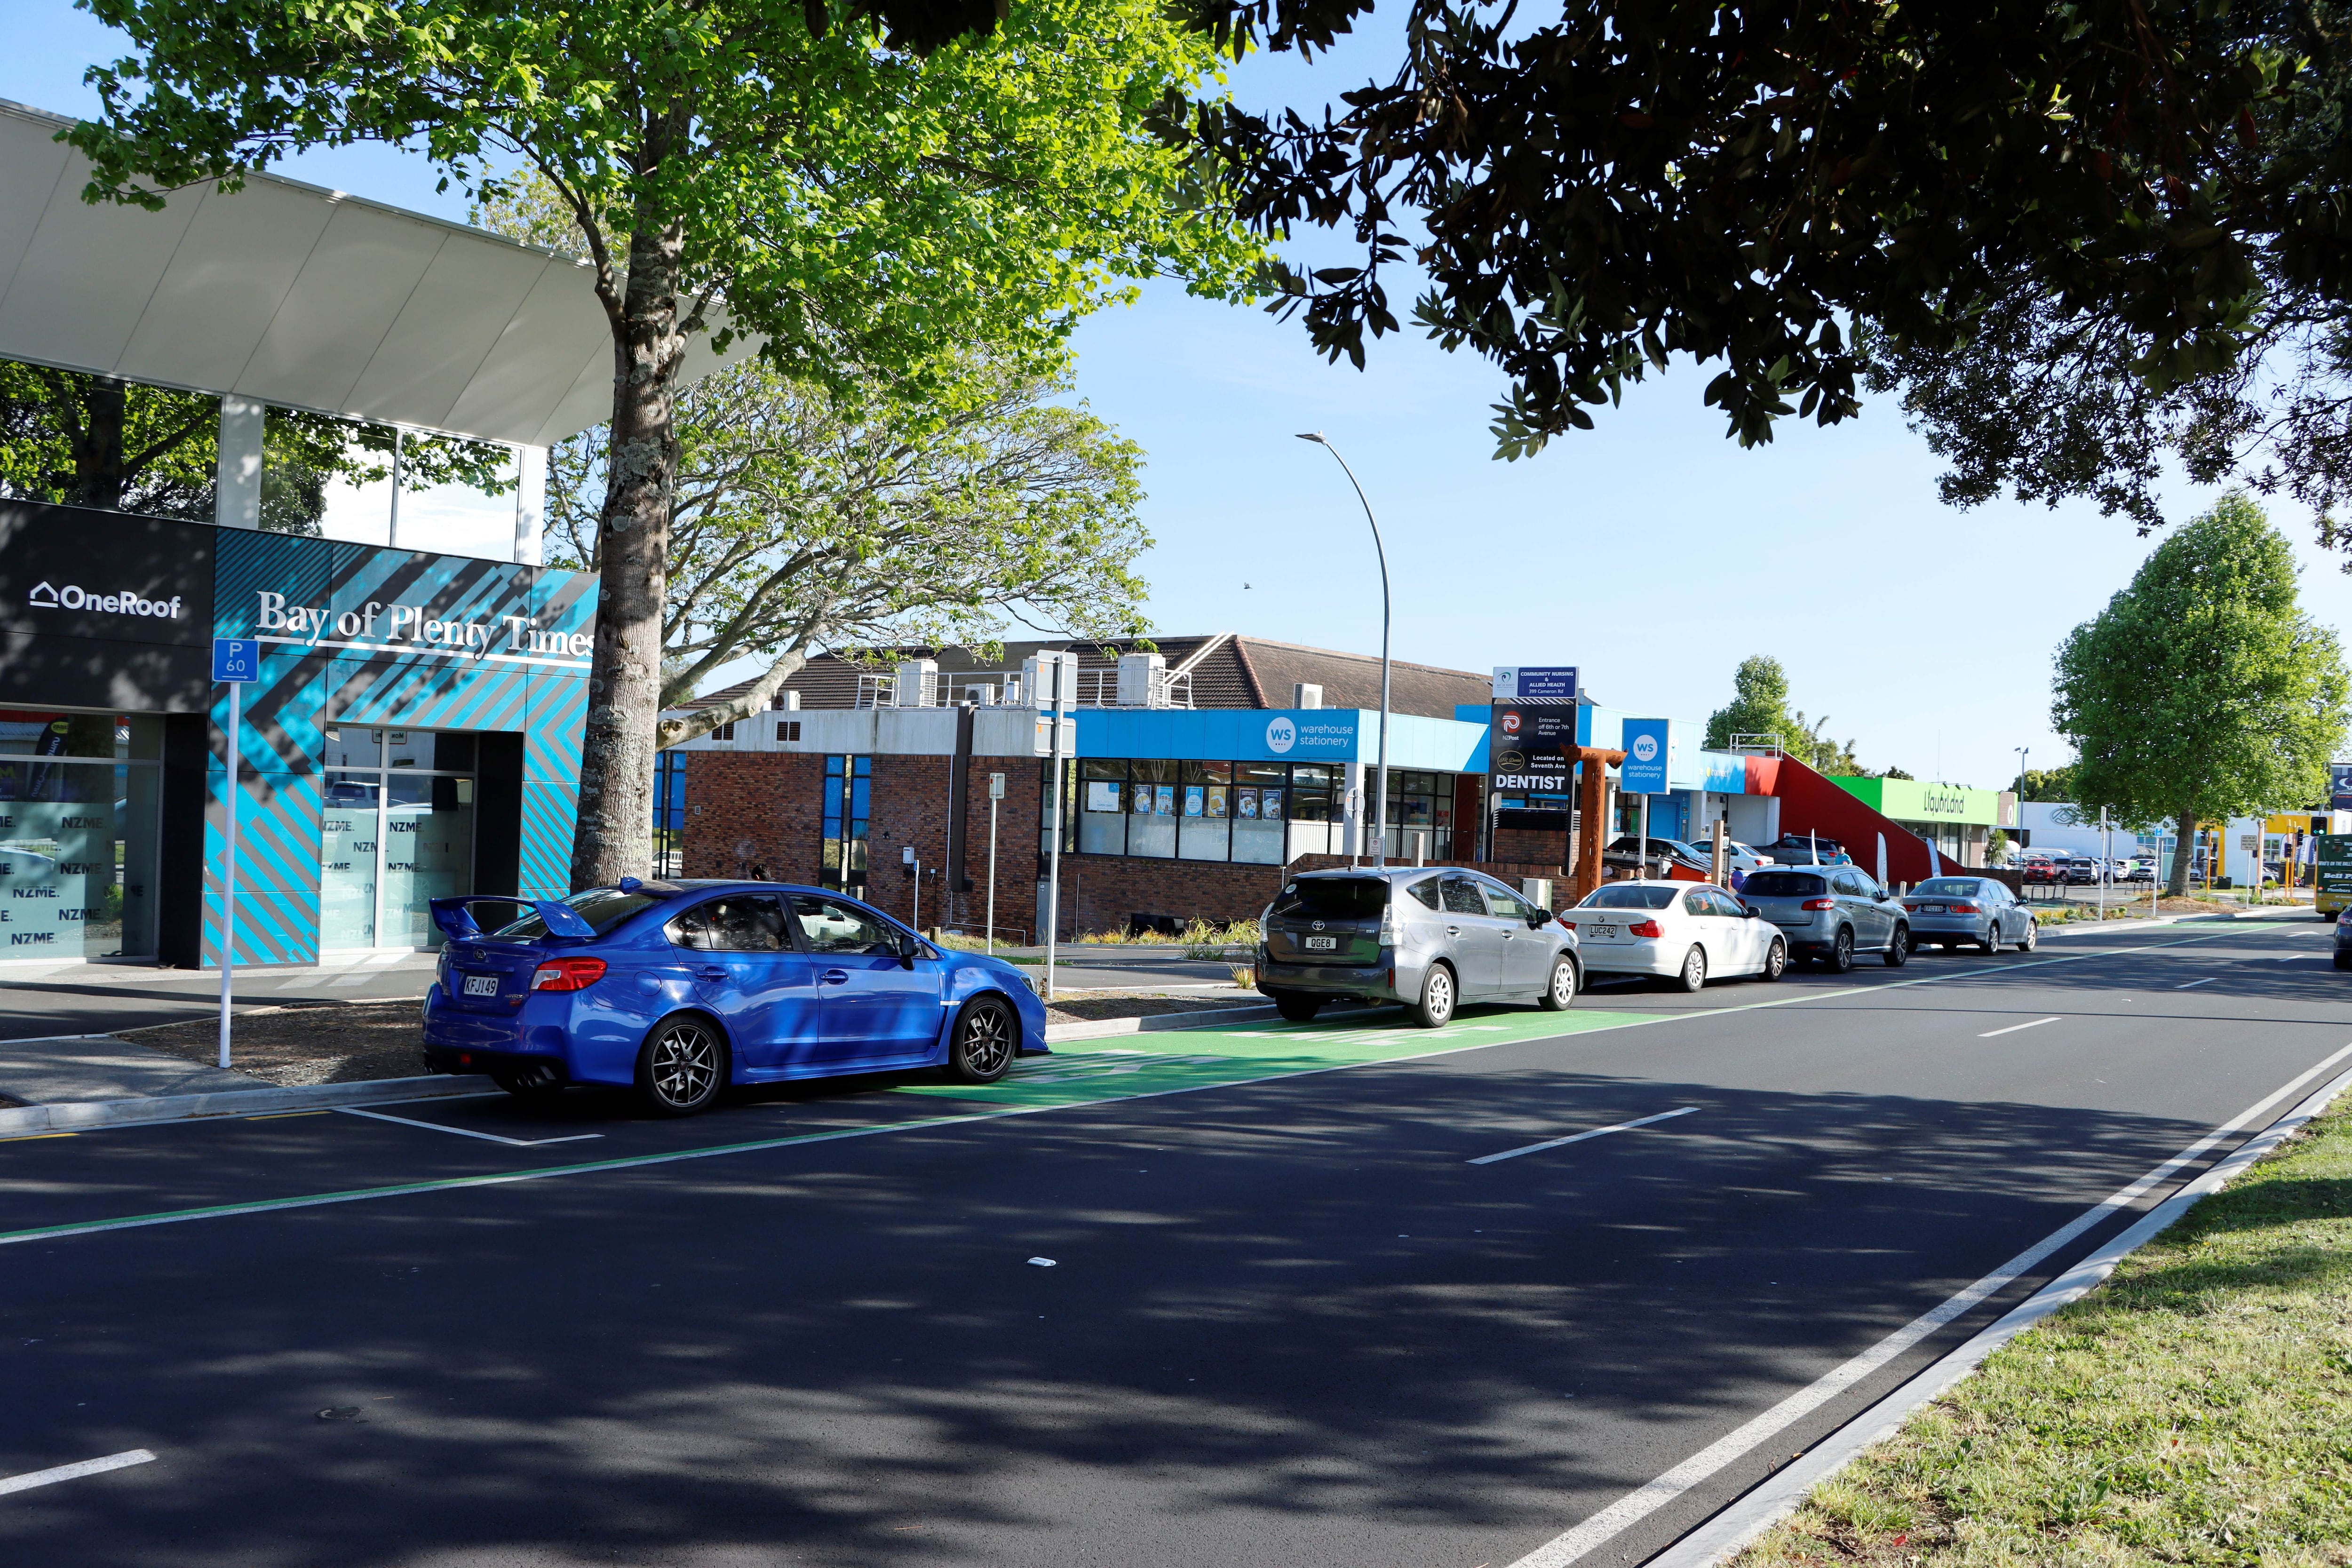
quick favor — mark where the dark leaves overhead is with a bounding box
[1171,0,2344,458]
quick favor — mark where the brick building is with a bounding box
[673,637,1526,938]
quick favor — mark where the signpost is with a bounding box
[1488,666,1580,862]
[1620,719,1671,880]
[986,772,1006,955]
[1033,653,1078,1001]
[211,638,260,1068]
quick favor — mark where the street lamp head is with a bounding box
[1295,431,1327,445]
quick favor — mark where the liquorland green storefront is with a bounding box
[1831,776,2008,868]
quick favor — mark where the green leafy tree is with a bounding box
[72,0,1259,887]
[1,360,510,533]
[2018,764,2079,803]
[537,353,1153,746]
[1704,656,1802,754]
[2054,496,2348,895]
[1178,0,2328,462]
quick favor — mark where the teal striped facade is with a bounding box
[201,528,597,967]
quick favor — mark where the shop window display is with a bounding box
[0,711,163,960]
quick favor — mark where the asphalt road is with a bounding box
[2,914,2345,1567]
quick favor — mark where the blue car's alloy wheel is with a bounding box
[949,997,1016,1084]
[637,1017,727,1117]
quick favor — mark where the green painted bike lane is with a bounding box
[896,1004,1659,1109]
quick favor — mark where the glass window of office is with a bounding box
[319,727,477,950]
[1072,759,1420,867]
[1381,769,1454,860]
[820,755,871,891]
[0,710,163,961]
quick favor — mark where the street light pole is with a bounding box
[1296,432,1392,868]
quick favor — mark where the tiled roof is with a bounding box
[688,633,1494,720]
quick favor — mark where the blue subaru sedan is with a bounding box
[420,879,1048,1116]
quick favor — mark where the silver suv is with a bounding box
[1256,867,1581,1027]
[1737,866,1909,971]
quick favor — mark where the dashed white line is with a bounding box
[2177,977,2215,990]
[335,1107,602,1148]
[0,1449,155,1496]
[1469,1106,1700,1165]
[1977,1016,2061,1038]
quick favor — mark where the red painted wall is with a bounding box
[1756,755,1947,886]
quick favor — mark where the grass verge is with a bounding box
[1733,1096,2352,1568]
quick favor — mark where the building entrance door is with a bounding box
[320,727,477,950]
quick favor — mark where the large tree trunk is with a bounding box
[63,376,129,510]
[568,196,689,891]
[2165,810,2197,897]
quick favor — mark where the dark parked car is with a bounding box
[1738,866,1908,971]
[2336,907,2352,969]
[1757,834,1850,866]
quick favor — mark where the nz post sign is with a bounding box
[1620,718,1672,794]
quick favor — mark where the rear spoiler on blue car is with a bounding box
[429,896,598,941]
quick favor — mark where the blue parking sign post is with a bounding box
[211,640,260,1068]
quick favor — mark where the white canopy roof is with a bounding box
[0,99,740,447]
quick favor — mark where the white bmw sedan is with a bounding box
[1559,880,1789,991]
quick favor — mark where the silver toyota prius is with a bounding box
[1255,866,1581,1027]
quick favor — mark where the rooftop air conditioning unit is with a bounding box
[1293,683,1323,709]
[1119,651,1167,708]
[894,659,938,707]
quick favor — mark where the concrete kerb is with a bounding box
[1043,1000,1388,1043]
[0,1073,499,1136]
[1637,1060,2352,1568]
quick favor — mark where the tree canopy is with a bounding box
[1174,0,2346,462]
[2053,495,2347,893]
[1702,654,1869,774]
[70,0,1260,885]
[540,352,1154,747]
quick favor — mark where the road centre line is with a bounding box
[335,1107,603,1148]
[1502,1033,2352,1568]
[2177,977,2216,989]
[1977,1017,2061,1038]
[0,1449,155,1497]
[0,928,2260,1248]
[1470,1106,1700,1165]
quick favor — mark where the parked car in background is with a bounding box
[2122,859,2156,882]
[1726,840,1773,870]
[2021,857,2067,885]
[1603,835,1711,876]
[2334,906,2352,968]
[422,879,1045,1116]
[1900,876,2036,953]
[1561,880,1786,990]
[1758,833,1851,866]
[2063,855,2101,884]
[1257,866,1579,1027]
[1738,866,1909,971]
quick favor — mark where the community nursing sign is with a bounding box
[1492,666,1578,703]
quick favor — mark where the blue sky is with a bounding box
[10,3,2348,792]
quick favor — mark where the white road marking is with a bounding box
[0,1449,155,1496]
[2176,977,2215,989]
[1977,1016,2061,1038]
[335,1107,602,1147]
[1469,1106,1700,1165]
[1503,1035,2352,1568]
